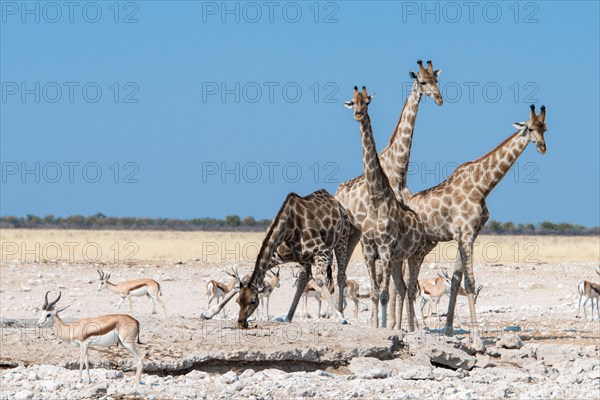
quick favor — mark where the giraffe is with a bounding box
[335,60,442,328]
[404,104,548,350]
[343,86,427,330]
[233,189,352,328]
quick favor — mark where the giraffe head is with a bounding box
[409,60,443,105]
[236,276,262,329]
[344,86,374,121]
[513,104,548,154]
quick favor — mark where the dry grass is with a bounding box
[1,229,598,265]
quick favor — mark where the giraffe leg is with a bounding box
[451,239,484,351]
[406,255,423,332]
[285,267,308,322]
[390,257,407,332]
[312,251,347,324]
[445,246,464,337]
[335,242,349,317]
[377,251,394,329]
[387,278,397,330]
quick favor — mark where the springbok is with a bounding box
[206,269,238,308]
[291,269,361,320]
[419,270,482,324]
[258,267,281,320]
[577,269,600,321]
[97,269,167,317]
[36,291,144,384]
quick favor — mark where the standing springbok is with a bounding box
[291,268,361,320]
[258,267,281,320]
[206,269,238,309]
[36,291,144,384]
[418,269,482,325]
[97,269,167,317]
[577,269,600,321]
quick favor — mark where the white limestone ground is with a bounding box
[1,259,599,399]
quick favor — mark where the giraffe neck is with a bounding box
[469,131,530,197]
[379,82,422,195]
[359,114,394,203]
[249,195,293,287]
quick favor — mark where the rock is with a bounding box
[430,346,476,371]
[432,368,468,380]
[240,369,255,379]
[536,344,581,366]
[474,355,496,368]
[82,382,108,398]
[497,333,524,349]
[26,371,39,381]
[348,357,392,379]
[384,359,433,380]
[14,390,33,400]
[222,370,239,383]
[524,360,547,375]
[185,370,209,380]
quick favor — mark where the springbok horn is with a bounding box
[48,291,62,309]
[539,105,546,122]
[276,266,281,275]
[97,269,103,279]
[426,60,434,73]
[43,291,50,310]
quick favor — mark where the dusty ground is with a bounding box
[0,230,599,399]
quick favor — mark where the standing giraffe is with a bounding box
[336,60,442,328]
[201,189,352,326]
[343,86,427,330]
[404,104,548,350]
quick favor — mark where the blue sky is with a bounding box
[1,1,599,226]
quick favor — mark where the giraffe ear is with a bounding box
[343,101,354,109]
[434,69,442,77]
[367,93,375,102]
[513,122,525,129]
[409,71,418,80]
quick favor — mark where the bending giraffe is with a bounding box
[201,189,353,326]
[335,60,443,330]
[399,104,548,350]
[343,86,427,330]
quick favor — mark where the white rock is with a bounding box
[222,370,239,383]
[240,369,255,379]
[14,390,33,400]
[348,357,391,379]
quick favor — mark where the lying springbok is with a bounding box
[577,269,600,321]
[36,291,144,384]
[97,269,167,317]
[291,269,361,320]
[419,270,482,324]
[258,267,281,320]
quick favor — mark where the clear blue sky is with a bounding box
[1,1,599,226]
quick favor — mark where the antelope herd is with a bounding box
[35,60,598,385]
